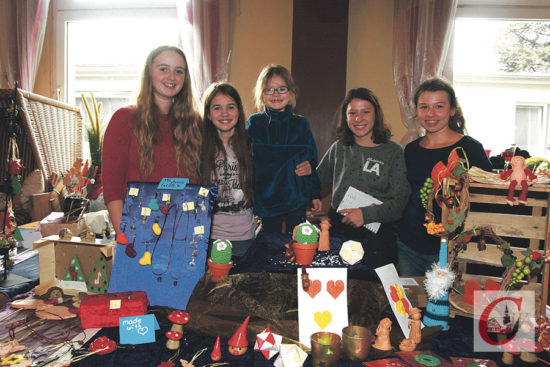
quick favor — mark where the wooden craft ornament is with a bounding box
[35,305,77,320]
[318,220,331,251]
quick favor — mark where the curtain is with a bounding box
[393,0,457,145]
[177,0,232,103]
[0,0,50,90]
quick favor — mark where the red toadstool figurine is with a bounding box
[228,316,249,356]
[166,331,183,350]
[211,336,221,361]
[168,310,190,333]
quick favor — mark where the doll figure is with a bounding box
[372,317,393,351]
[499,156,537,206]
[408,307,422,344]
[318,220,331,251]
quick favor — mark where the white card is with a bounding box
[297,268,348,348]
[375,264,423,338]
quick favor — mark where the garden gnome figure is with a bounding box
[319,220,331,251]
[408,307,422,344]
[228,316,249,356]
[423,239,453,331]
[372,317,392,351]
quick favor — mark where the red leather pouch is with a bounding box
[79,291,149,329]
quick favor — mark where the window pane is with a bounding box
[454,19,550,158]
[515,105,543,152]
[67,18,179,119]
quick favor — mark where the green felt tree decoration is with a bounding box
[87,253,109,293]
[62,255,86,283]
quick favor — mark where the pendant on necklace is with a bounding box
[173,281,178,286]
[157,277,162,282]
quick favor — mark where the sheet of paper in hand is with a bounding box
[336,186,382,233]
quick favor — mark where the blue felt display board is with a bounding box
[109,181,218,309]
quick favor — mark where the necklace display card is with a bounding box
[108,181,218,309]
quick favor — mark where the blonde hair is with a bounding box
[253,64,297,111]
[134,45,201,180]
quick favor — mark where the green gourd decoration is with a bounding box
[210,240,233,264]
[294,223,318,244]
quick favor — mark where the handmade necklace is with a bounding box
[121,186,142,233]
[166,209,189,286]
[150,205,186,284]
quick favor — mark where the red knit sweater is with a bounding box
[102,107,190,203]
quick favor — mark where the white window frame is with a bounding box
[514,103,549,155]
[53,0,178,103]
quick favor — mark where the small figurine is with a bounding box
[228,316,249,356]
[500,155,537,206]
[408,307,422,344]
[58,228,73,241]
[318,220,331,251]
[211,336,221,361]
[372,317,392,351]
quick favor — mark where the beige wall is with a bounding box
[34,5,53,97]
[34,0,405,141]
[347,0,405,143]
[228,0,293,117]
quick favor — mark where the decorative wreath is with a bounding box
[421,148,546,290]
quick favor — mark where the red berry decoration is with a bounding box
[531,251,542,261]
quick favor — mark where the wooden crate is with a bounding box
[453,182,550,317]
[33,235,115,296]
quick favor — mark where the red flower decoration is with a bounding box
[89,336,117,355]
[157,361,175,367]
[390,284,410,317]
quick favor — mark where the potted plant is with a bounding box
[292,222,319,265]
[81,92,104,200]
[207,239,233,282]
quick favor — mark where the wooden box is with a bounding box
[33,235,115,296]
[452,182,550,317]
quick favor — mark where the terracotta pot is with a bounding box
[207,258,233,282]
[293,242,318,265]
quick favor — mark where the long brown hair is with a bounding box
[200,82,254,207]
[336,88,392,146]
[134,45,201,180]
[413,77,466,134]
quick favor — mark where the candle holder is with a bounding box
[341,325,373,361]
[310,331,341,367]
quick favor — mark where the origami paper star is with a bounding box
[273,344,307,367]
[339,240,364,265]
[254,327,282,360]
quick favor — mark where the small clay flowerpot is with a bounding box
[207,258,233,282]
[293,242,318,265]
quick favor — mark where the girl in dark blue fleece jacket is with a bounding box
[247,64,322,234]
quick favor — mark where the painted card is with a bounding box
[297,267,348,348]
[375,263,421,338]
